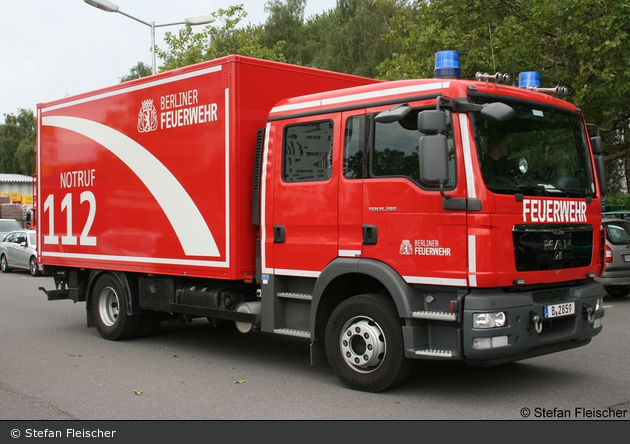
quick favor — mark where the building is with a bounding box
[0,173,34,202]
[0,174,34,226]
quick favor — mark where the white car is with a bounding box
[0,229,42,276]
[0,219,22,241]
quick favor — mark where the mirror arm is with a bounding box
[453,98,484,113]
[439,183,451,200]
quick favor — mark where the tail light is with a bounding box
[605,245,612,263]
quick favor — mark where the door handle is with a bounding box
[362,225,378,245]
[274,225,286,243]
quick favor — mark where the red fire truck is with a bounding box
[37,54,606,392]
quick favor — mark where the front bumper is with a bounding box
[462,280,604,365]
[401,280,604,365]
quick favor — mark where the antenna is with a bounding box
[488,21,496,73]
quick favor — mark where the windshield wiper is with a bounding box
[514,184,564,197]
[486,184,558,197]
[558,188,592,198]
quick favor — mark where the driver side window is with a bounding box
[371,109,456,189]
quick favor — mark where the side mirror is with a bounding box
[595,156,607,198]
[419,134,449,184]
[418,110,446,134]
[590,135,603,156]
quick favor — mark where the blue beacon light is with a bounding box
[434,51,461,79]
[518,71,541,89]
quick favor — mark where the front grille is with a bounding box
[513,224,592,272]
[531,287,570,303]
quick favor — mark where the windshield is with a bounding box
[470,96,595,198]
[0,220,21,232]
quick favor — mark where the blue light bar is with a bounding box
[519,71,541,89]
[434,51,461,79]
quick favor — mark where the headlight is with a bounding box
[473,312,506,329]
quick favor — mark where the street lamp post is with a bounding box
[84,0,215,75]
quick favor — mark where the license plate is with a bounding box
[623,255,630,263]
[544,302,575,319]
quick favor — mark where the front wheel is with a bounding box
[92,274,141,340]
[29,256,41,276]
[0,254,11,273]
[325,294,412,392]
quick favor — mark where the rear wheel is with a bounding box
[0,254,11,273]
[325,294,412,392]
[92,274,141,340]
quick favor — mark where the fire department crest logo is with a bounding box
[399,240,413,255]
[137,99,158,133]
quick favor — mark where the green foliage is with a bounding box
[156,5,285,71]
[604,192,630,210]
[301,0,402,78]
[0,109,36,175]
[261,0,307,65]
[152,1,401,77]
[119,62,152,82]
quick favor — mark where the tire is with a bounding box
[92,274,141,340]
[325,294,412,392]
[0,254,11,273]
[605,286,630,298]
[29,256,41,276]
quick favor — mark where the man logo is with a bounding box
[138,99,158,133]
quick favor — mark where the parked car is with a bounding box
[0,219,22,241]
[0,229,42,276]
[596,216,630,297]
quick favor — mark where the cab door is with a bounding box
[270,114,341,275]
[360,105,469,286]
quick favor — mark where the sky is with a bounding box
[0,0,338,122]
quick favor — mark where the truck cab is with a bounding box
[259,58,605,390]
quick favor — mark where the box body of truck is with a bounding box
[37,54,605,392]
[37,56,378,279]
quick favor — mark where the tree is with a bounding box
[156,5,285,72]
[0,109,36,175]
[260,0,306,65]
[303,0,402,78]
[120,62,152,82]
[379,0,630,193]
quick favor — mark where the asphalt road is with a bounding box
[1,271,628,422]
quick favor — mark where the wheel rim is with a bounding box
[98,286,120,327]
[339,316,386,374]
[1,256,5,270]
[30,258,37,274]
